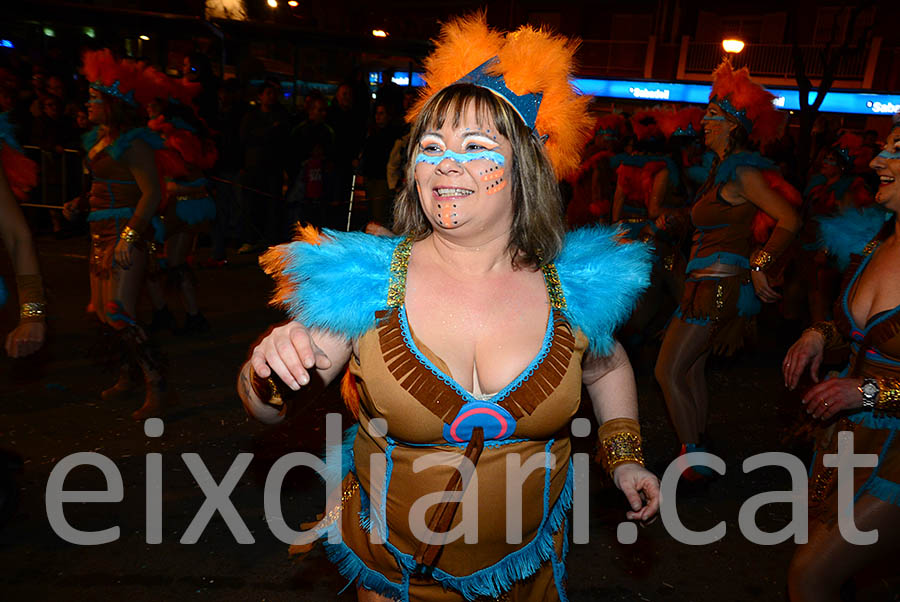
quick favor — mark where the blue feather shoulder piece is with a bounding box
[82,127,164,159]
[714,152,776,185]
[0,112,23,152]
[260,227,399,339]
[817,206,892,271]
[555,226,653,355]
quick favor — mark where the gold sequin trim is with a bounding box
[876,377,900,414]
[803,321,843,349]
[861,240,878,256]
[809,420,856,506]
[20,302,46,318]
[662,253,675,271]
[319,477,359,530]
[541,263,567,310]
[714,282,725,312]
[387,236,414,308]
[120,225,140,244]
[749,249,773,271]
[601,432,644,474]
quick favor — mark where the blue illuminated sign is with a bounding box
[0,40,13,49]
[573,77,900,116]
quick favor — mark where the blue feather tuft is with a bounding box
[320,424,359,486]
[82,126,164,159]
[714,151,776,185]
[269,230,400,339]
[817,206,891,271]
[0,112,23,152]
[0,276,7,307]
[556,226,653,355]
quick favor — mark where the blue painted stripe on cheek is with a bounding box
[702,115,726,122]
[415,149,505,167]
[877,150,900,160]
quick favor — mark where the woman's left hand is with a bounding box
[5,321,46,357]
[114,239,134,269]
[751,270,780,303]
[613,463,660,521]
[802,377,863,420]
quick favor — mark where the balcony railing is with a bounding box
[578,40,649,78]
[684,42,869,81]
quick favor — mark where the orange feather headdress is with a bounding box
[658,107,704,139]
[407,13,593,179]
[630,108,665,142]
[82,49,160,108]
[594,113,626,139]
[709,61,783,147]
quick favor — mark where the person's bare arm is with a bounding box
[117,140,161,268]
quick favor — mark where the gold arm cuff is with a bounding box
[20,302,46,319]
[875,377,900,414]
[803,321,843,349]
[120,226,141,244]
[749,249,773,271]
[597,417,644,476]
[249,365,284,409]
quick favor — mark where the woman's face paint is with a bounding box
[870,129,900,209]
[413,102,513,231]
[86,88,107,126]
[701,103,735,156]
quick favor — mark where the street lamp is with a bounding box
[722,39,745,54]
[372,29,388,38]
[267,0,278,7]
[287,0,298,6]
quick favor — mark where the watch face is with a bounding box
[862,382,878,396]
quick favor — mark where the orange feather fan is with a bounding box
[408,13,593,180]
[710,61,783,147]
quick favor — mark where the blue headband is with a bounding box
[710,95,753,134]
[89,80,137,107]
[454,58,542,134]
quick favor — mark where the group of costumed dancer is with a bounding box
[0,14,897,602]
[234,13,900,602]
[59,49,217,419]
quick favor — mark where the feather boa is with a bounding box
[0,113,38,200]
[261,225,651,354]
[817,206,892,271]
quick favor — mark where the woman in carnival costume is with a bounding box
[144,68,218,335]
[238,14,660,601]
[789,132,875,324]
[782,116,900,602]
[63,49,181,420]
[565,112,626,227]
[611,108,680,242]
[654,61,801,480]
[0,112,43,357]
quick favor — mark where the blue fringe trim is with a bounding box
[82,126,165,159]
[272,230,399,339]
[0,112,23,152]
[713,152,776,185]
[845,410,900,430]
[737,282,761,317]
[672,307,710,325]
[87,207,134,222]
[320,539,406,601]
[358,483,372,532]
[429,451,573,600]
[865,476,900,506]
[685,251,749,273]
[817,206,891,271]
[556,226,653,355]
[174,196,216,225]
[0,276,7,307]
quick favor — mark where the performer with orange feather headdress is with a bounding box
[143,66,218,336]
[63,49,182,421]
[655,61,801,481]
[565,112,627,227]
[237,12,660,601]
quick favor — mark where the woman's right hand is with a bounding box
[62,198,81,221]
[782,330,825,390]
[249,321,333,390]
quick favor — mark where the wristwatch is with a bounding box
[859,377,879,409]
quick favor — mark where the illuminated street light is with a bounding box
[722,39,745,54]
[43,27,55,37]
[267,0,278,7]
[287,0,298,6]
[83,27,96,38]
[139,35,150,41]
[372,29,388,38]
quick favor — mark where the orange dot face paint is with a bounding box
[485,178,507,195]
[435,202,459,226]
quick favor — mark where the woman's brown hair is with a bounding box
[393,83,565,268]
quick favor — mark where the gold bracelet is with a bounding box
[875,377,900,414]
[749,249,773,271]
[120,226,140,244]
[20,302,46,319]
[597,417,645,476]
[803,321,843,348]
